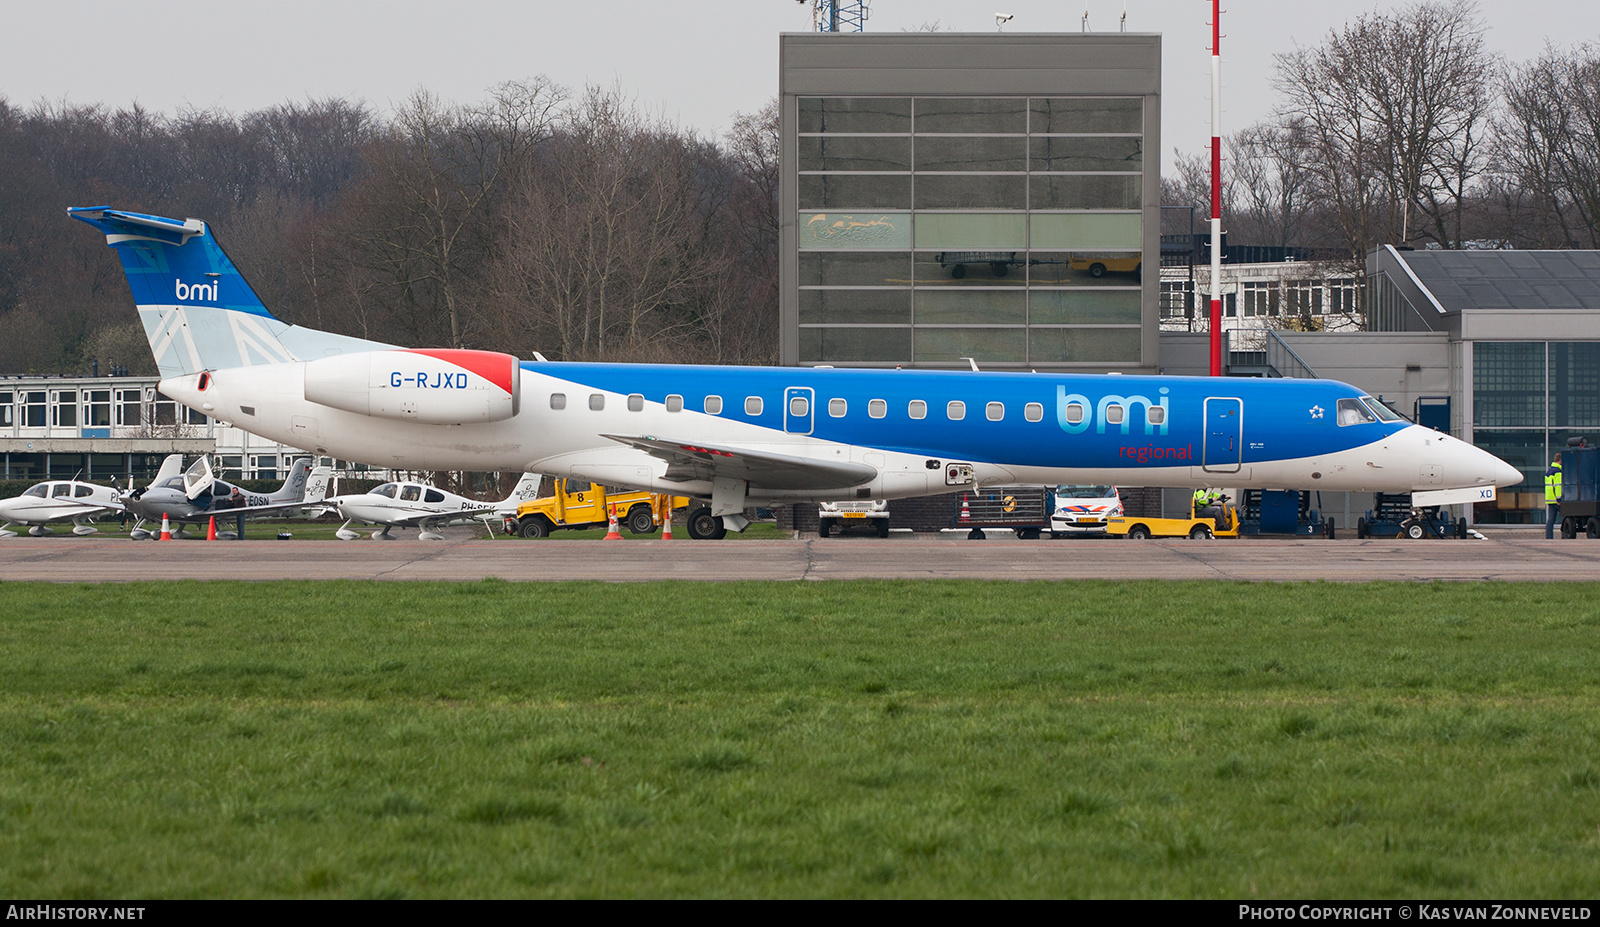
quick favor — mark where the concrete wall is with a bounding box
[1276,332,1451,416]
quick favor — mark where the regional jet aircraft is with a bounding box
[122,454,331,538]
[70,207,1521,538]
[322,473,541,540]
[0,479,124,537]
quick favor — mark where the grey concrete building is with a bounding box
[780,32,1162,372]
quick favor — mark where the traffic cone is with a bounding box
[159,513,171,541]
[959,495,971,522]
[207,516,217,541]
[603,504,623,540]
[660,506,673,540]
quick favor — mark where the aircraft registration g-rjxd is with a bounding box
[70,206,1522,539]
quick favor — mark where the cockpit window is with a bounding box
[400,485,422,502]
[1336,398,1376,427]
[22,484,47,498]
[372,483,398,498]
[1362,396,1405,423]
[160,477,185,490]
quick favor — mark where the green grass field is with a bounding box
[2,580,1598,898]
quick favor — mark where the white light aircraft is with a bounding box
[0,480,125,537]
[324,473,542,540]
[69,207,1522,539]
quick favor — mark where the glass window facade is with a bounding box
[1473,341,1600,522]
[796,95,1145,367]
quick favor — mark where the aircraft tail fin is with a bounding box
[496,472,543,512]
[68,206,391,377]
[303,466,334,505]
[272,458,316,503]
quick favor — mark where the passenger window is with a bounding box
[52,484,70,497]
[627,393,644,412]
[666,394,683,412]
[868,399,887,419]
[790,396,809,417]
[986,402,1004,422]
[549,393,566,410]
[705,395,723,414]
[947,400,966,421]
[1337,398,1376,426]
[1147,405,1165,425]
[1024,402,1043,422]
[1105,404,1124,425]
[424,489,444,503]
[829,398,848,417]
[75,485,93,497]
[909,400,926,420]
[1064,402,1085,424]
[589,394,605,411]
[400,485,421,502]
[745,396,763,416]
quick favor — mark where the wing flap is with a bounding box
[601,434,876,491]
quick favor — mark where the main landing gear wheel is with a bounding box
[1127,525,1151,540]
[687,507,727,540]
[519,517,549,539]
[626,506,655,535]
[1189,524,1213,540]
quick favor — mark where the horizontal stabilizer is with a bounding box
[601,434,876,491]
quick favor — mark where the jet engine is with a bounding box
[303,349,521,425]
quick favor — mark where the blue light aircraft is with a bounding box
[70,207,1521,538]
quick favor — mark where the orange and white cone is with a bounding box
[603,504,623,541]
[159,512,171,541]
[660,506,673,540]
[959,495,971,523]
[207,516,217,541]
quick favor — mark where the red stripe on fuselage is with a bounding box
[404,349,515,395]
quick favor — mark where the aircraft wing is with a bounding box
[600,434,877,490]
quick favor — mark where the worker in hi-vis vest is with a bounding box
[1545,452,1563,539]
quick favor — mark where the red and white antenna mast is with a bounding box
[1208,0,1224,376]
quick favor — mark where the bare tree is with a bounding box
[350,78,565,348]
[1274,0,1495,253]
[1495,42,1600,248]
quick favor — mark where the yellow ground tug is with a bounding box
[1106,494,1241,540]
[506,479,688,538]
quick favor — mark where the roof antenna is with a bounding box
[1120,1,1127,31]
[961,357,981,372]
[1081,3,1090,31]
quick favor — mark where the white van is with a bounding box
[1050,485,1122,537]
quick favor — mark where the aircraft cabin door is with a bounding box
[1202,397,1243,473]
[784,387,814,435]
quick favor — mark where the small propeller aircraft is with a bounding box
[0,479,125,537]
[322,473,542,540]
[122,455,331,538]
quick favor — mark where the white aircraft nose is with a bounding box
[1491,454,1523,489]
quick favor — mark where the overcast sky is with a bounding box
[5,1,1598,175]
